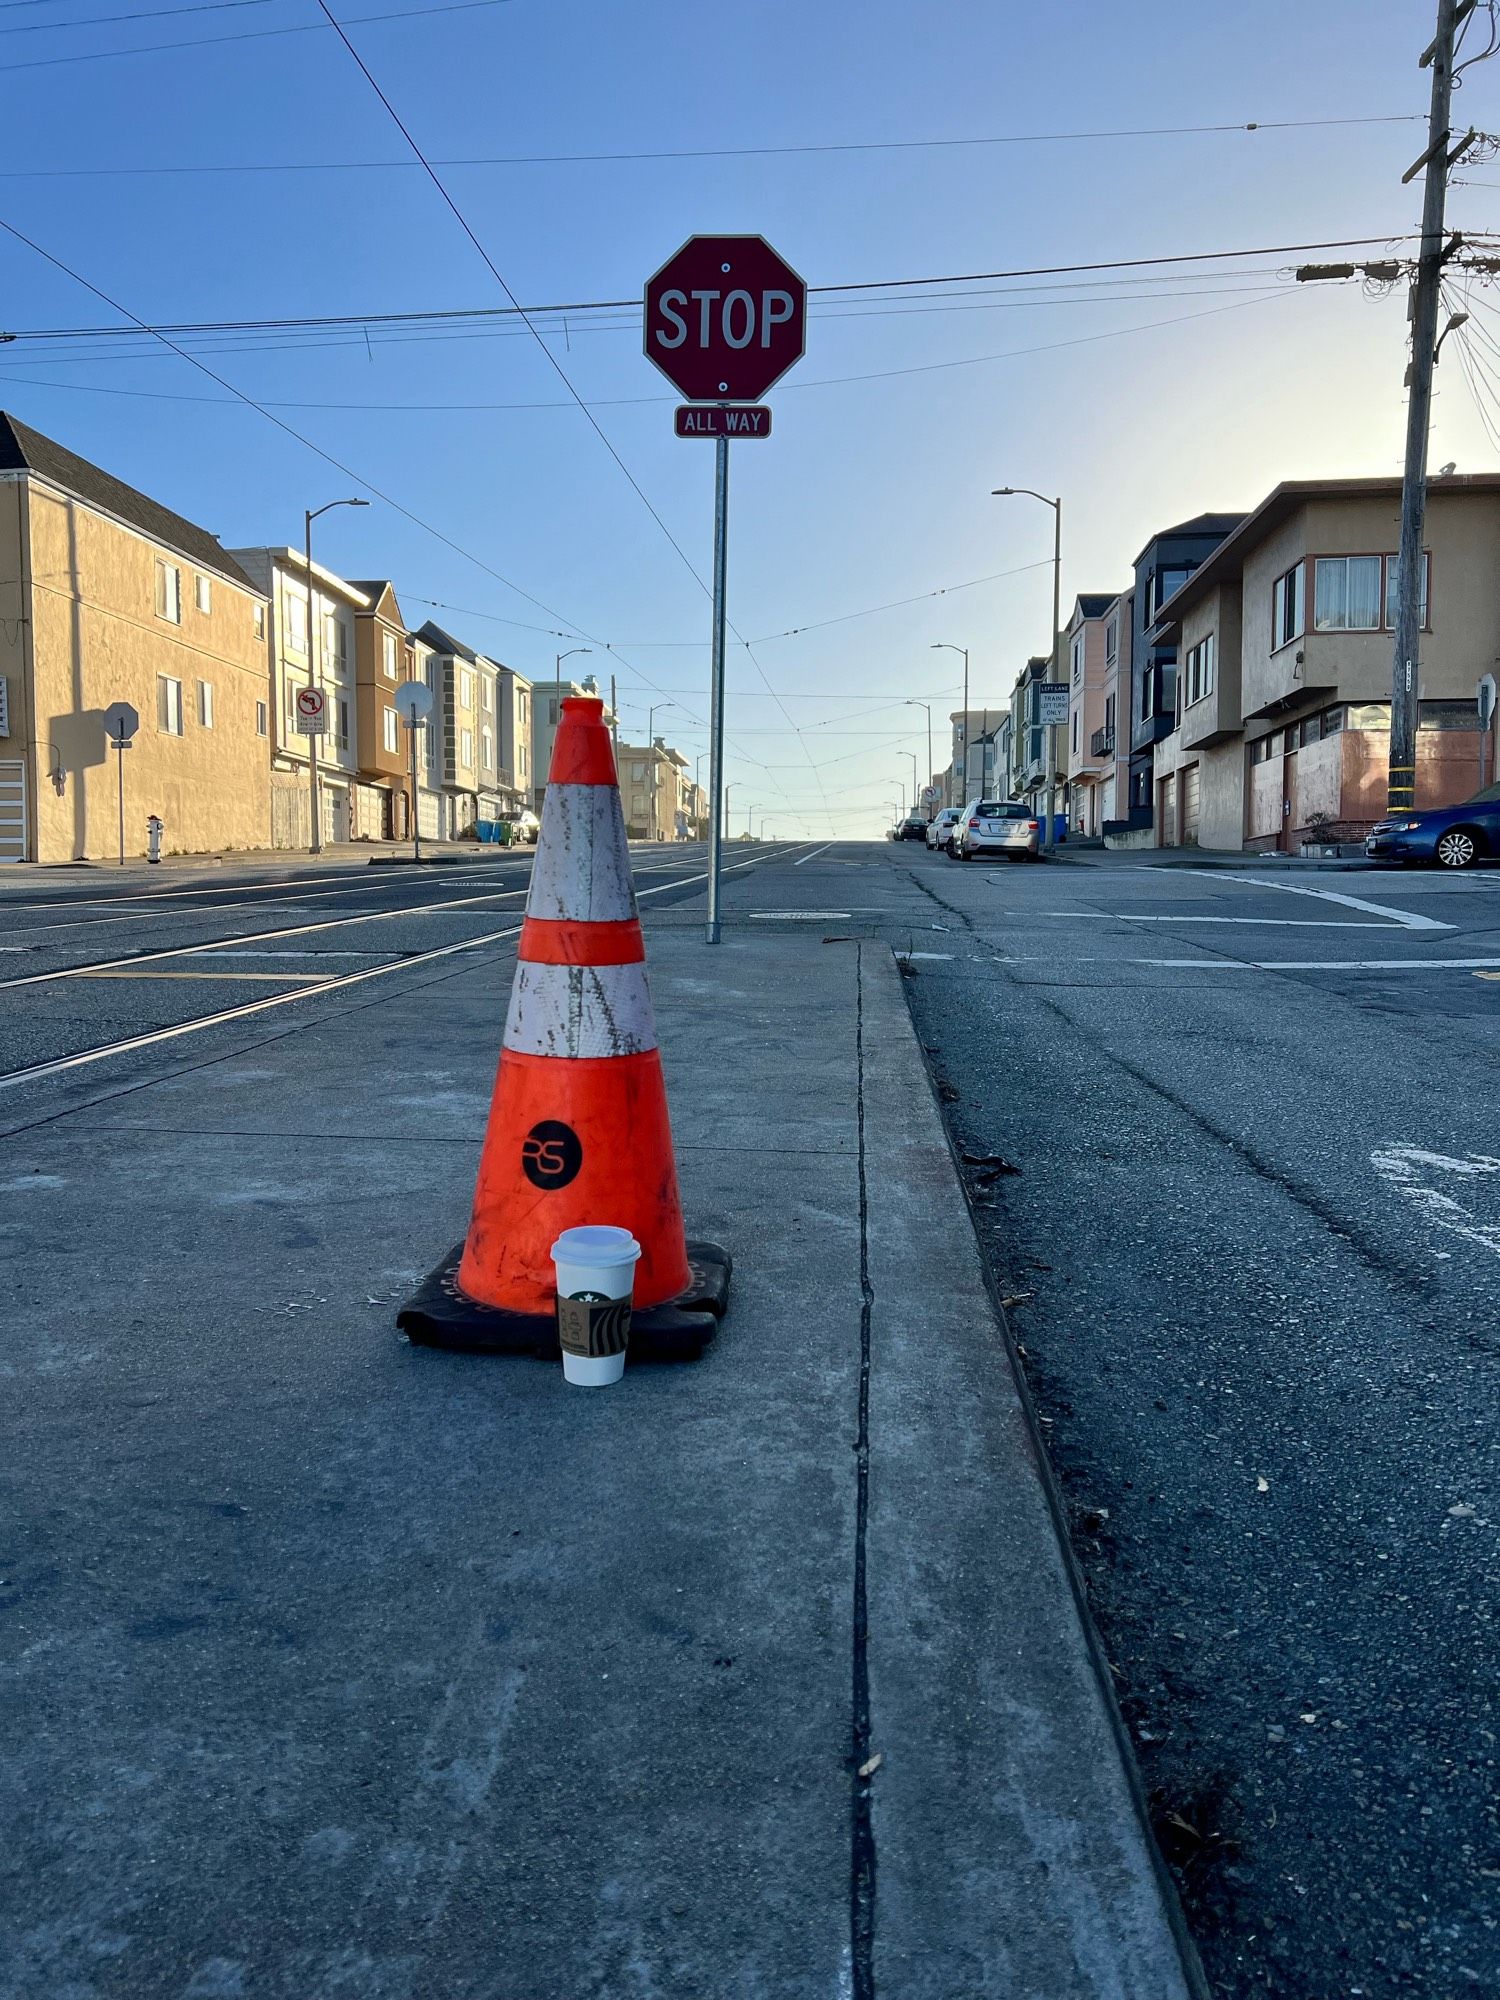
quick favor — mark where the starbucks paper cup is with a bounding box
[551,1226,641,1386]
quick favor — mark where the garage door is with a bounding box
[0,759,27,862]
[1182,764,1200,846]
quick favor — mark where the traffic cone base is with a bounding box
[457,1049,693,1316]
[397,693,731,1362]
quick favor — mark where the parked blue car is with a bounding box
[1365,781,1500,868]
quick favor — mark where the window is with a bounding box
[1420,698,1479,730]
[382,632,398,680]
[338,698,349,751]
[1272,562,1305,649]
[1153,566,1190,616]
[254,602,266,641]
[461,727,473,767]
[1184,634,1215,707]
[1384,552,1431,629]
[383,705,399,755]
[1346,701,1392,729]
[197,680,214,728]
[255,700,268,738]
[1104,692,1116,735]
[480,724,494,771]
[1071,710,1079,753]
[1105,616,1118,665]
[155,559,181,624]
[194,574,212,615]
[157,674,183,735]
[548,698,558,726]
[480,677,492,711]
[1071,635,1083,685]
[460,670,475,709]
[286,591,307,651]
[1314,555,1381,631]
[325,613,346,669]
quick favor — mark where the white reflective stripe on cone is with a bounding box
[502,961,659,1059]
[526,785,637,924]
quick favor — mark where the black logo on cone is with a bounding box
[521,1120,583,1189]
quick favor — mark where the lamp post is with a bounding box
[930,643,969,805]
[304,497,368,855]
[905,698,932,811]
[556,646,592,677]
[902,749,919,812]
[722,782,734,845]
[993,487,1062,848]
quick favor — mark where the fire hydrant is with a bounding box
[146,814,164,865]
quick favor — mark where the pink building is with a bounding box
[1064,594,1115,838]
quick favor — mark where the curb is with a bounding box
[888,947,1213,2000]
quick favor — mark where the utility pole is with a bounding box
[1391,0,1465,814]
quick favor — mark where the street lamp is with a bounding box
[931,643,969,805]
[304,496,369,855]
[993,487,1062,848]
[556,646,592,676]
[902,749,919,812]
[905,699,932,809]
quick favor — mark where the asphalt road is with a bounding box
[4,837,1496,1996]
[771,839,1500,1999]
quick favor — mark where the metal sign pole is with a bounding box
[411,721,421,864]
[116,740,125,866]
[706,432,730,945]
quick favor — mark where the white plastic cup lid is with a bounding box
[550,1225,642,1267]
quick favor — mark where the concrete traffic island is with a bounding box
[1,927,1199,1996]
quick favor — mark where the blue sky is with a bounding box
[2,0,1497,834]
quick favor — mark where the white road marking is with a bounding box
[1370,1144,1500,1260]
[1142,956,1500,971]
[182,949,383,960]
[1032,913,1393,928]
[1171,870,1455,930]
[749,910,852,920]
[792,843,834,866]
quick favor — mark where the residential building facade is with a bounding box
[1151,476,1500,851]
[1097,590,1133,835]
[1125,513,1244,838]
[1064,593,1114,837]
[2,414,270,865]
[618,737,693,840]
[231,546,365,849]
[350,581,418,840]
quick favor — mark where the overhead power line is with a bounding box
[0,235,1427,344]
[0,0,512,71]
[0,112,1424,174]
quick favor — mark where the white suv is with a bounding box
[927,807,961,854]
[954,798,1041,861]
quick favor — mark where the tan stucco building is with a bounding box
[0,413,270,864]
[1152,477,1500,851]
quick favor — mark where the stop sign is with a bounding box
[644,235,807,403]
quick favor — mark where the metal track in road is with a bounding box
[0,857,539,935]
[0,845,812,1094]
[0,874,548,990]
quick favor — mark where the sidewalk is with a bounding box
[1,926,1199,1997]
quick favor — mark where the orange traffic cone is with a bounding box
[398,695,730,1358]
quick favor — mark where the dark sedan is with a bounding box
[896,814,930,841]
[1365,781,1500,867]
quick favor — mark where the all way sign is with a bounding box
[675,405,772,439]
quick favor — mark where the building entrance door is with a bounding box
[0,759,28,861]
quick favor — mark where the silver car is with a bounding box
[954,798,1041,861]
